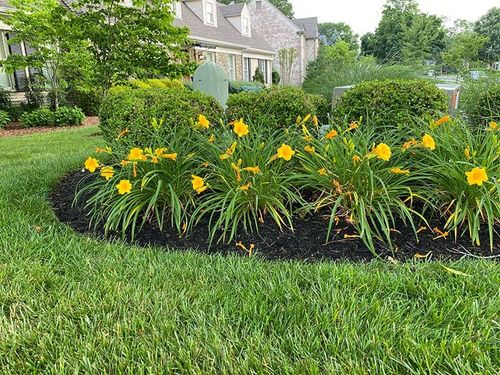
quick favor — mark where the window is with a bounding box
[256,0,262,10]
[242,17,250,36]
[243,58,251,81]
[203,51,216,63]
[258,59,268,84]
[205,1,215,25]
[0,34,14,90]
[228,54,236,81]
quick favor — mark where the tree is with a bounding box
[278,48,298,84]
[1,0,86,109]
[402,14,446,64]
[73,0,194,95]
[442,31,488,75]
[218,0,294,18]
[253,68,265,84]
[360,33,376,56]
[474,7,500,64]
[318,22,358,50]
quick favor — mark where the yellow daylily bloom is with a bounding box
[197,114,210,129]
[243,166,261,174]
[240,182,252,191]
[116,180,132,195]
[422,134,436,150]
[208,134,215,143]
[128,148,146,161]
[488,121,498,131]
[191,175,208,194]
[115,128,129,140]
[233,118,249,137]
[372,143,392,161]
[312,115,319,127]
[402,138,417,150]
[352,155,361,163]
[162,153,177,161]
[318,168,328,176]
[325,129,338,139]
[465,167,488,186]
[432,115,450,128]
[390,167,410,175]
[100,166,114,180]
[346,121,358,131]
[220,142,238,160]
[277,144,295,161]
[304,145,315,154]
[155,148,168,157]
[84,157,99,173]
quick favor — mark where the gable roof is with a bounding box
[174,2,274,54]
[293,17,319,39]
[219,3,245,17]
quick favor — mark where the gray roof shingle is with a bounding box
[293,17,319,39]
[174,2,274,54]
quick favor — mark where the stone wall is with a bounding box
[247,0,303,85]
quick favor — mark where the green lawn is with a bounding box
[0,127,499,374]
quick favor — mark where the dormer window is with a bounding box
[205,1,216,25]
[242,17,250,36]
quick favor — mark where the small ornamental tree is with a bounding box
[73,0,195,95]
[253,68,265,84]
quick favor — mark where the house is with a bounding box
[247,0,319,85]
[173,1,275,84]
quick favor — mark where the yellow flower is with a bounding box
[422,134,436,150]
[231,160,242,181]
[347,121,358,131]
[95,146,112,154]
[372,143,392,161]
[162,153,177,161]
[312,115,319,127]
[115,128,129,140]
[151,156,159,164]
[464,146,471,160]
[240,182,252,191]
[325,129,338,139]
[220,142,238,160]
[155,148,168,157]
[84,157,99,173]
[243,166,261,174]
[390,167,410,175]
[120,160,130,167]
[352,155,361,163]
[304,145,315,154]
[402,138,417,150]
[191,175,208,194]
[100,166,114,180]
[302,114,311,124]
[116,180,132,195]
[296,115,302,124]
[318,168,328,176]
[208,134,215,143]
[489,121,498,131]
[197,114,210,129]
[465,167,488,186]
[233,118,249,137]
[277,144,295,161]
[128,148,145,161]
[433,115,450,128]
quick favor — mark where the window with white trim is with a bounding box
[242,17,250,36]
[0,33,14,90]
[243,57,251,81]
[228,54,236,80]
[205,1,215,25]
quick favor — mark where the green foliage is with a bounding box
[303,54,424,99]
[0,110,11,129]
[99,88,224,145]
[252,68,265,84]
[333,80,448,134]
[318,22,359,50]
[73,0,195,94]
[271,70,281,85]
[20,107,55,128]
[226,87,322,127]
[460,75,500,126]
[442,32,489,74]
[54,106,85,126]
[361,0,446,63]
[0,88,12,114]
[474,7,500,64]
[229,80,265,94]
[127,78,184,90]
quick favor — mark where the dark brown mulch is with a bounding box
[0,117,99,138]
[50,170,500,263]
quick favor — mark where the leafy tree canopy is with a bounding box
[474,7,500,64]
[318,22,358,50]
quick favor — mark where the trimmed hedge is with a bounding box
[99,88,224,145]
[229,80,265,94]
[54,106,85,126]
[460,77,500,127]
[333,80,448,131]
[226,86,328,127]
[20,106,85,128]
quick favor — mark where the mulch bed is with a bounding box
[50,170,500,263]
[0,117,99,138]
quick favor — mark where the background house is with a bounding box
[247,0,319,85]
[173,1,275,85]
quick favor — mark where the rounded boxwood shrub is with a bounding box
[0,110,10,129]
[54,106,85,126]
[99,87,224,145]
[460,77,500,127]
[333,80,448,131]
[226,86,326,127]
[20,108,55,128]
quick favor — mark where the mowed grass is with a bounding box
[0,127,499,374]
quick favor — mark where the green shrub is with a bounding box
[54,106,86,126]
[228,80,265,94]
[20,108,55,128]
[64,87,102,116]
[460,75,500,127]
[99,88,224,145]
[226,86,323,127]
[128,78,184,90]
[272,71,280,85]
[0,88,12,114]
[0,110,10,129]
[333,80,448,133]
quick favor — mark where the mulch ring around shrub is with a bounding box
[0,117,99,138]
[51,171,500,263]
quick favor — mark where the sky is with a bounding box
[289,0,499,36]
